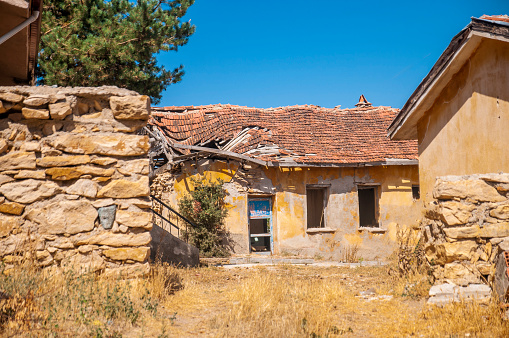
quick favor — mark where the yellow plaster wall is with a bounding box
[165,159,420,260]
[268,165,420,260]
[417,39,509,202]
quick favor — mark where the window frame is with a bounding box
[306,184,330,229]
[357,184,380,228]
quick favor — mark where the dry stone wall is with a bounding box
[423,173,509,300]
[0,86,152,277]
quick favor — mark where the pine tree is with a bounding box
[37,0,195,104]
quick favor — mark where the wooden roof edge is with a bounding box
[387,16,509,140]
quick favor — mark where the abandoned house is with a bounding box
[388,15,509,202]
[388,15,509,302]
[147,96,420,260]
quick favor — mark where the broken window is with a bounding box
[412,185,420,200]
[358,186,378,228]
[248,198,272,253]
[307,186,328,228]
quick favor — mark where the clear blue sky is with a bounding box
[158,0,508,109]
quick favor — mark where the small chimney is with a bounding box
[355,94,372,108]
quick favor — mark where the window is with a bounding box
[358,186,378,228]
[307,186,328,228]
[248,198,272,253]
[412,185,420,200]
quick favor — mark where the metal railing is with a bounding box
[150,194,197,243]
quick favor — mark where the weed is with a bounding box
[341,243,360,263]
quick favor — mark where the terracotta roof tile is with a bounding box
[149,104,418,165]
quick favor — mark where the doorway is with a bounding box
[248,197,272,254]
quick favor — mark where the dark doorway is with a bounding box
[307,187,326,228]
[358,186,378,227]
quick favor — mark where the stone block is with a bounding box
[74,232,151,247]
[443,262,478,280]
[23,96,50,107]
[0,174,14,186]
[0,179,59,203]
[433,179,505,202]
[494,252,509,301]
[62,251,105,273]
[98,205,117,229]
[49,102,72,120]
[440,201,475,225]
[0,151,36,170]
[457,284,491,300]
[495,183,509,194]
[37,155,91,167]
[490,203,509,220]
[92,198,115,208]
[479,223,509,238]
[0,216,20,237]
[0,93,24,103]
[429,283,457,296]
[21,107,49,119]
[0,201,24,215]
[48,133,149,156]
[117,198,152,209]
[45,165,114,180]
[103,262,150,278]
[0,233,28,256]
[13,170,46,179]
[26,200,97,235]
[97,176,149,198]
[499,238,509,251]
[78,245,98,254]
[102,247,150,262]
[117,159,150,175]
[475,261,492,275]
[443,225,480,239]
[0,139,7,154]
[65,179,98,198]
[110,95,150,120]
[115,210,152,229]
[440,240,478,263]
[91,157,117,166]
[479,173,509,184]
[46,237,74,249]
[20,141,40,152]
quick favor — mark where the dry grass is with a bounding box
[0,260,508,337]
[0,259,182,337]
[341,244,360,263]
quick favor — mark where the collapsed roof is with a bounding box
[147,97,417,169]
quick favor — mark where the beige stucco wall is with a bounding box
[162,160,420,261]
[417,38,509,202]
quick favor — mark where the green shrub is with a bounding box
[178,177,230,257]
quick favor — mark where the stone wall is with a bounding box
[423,173,509,296]
[0,86,152,277]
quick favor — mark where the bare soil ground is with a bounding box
[2,262,508,337]
[149,264,508,337]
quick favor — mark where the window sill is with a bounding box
[358,227,387,233]
[306,227,337,234]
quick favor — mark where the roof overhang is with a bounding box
[388,17,509,140]
[0,0,43,85]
